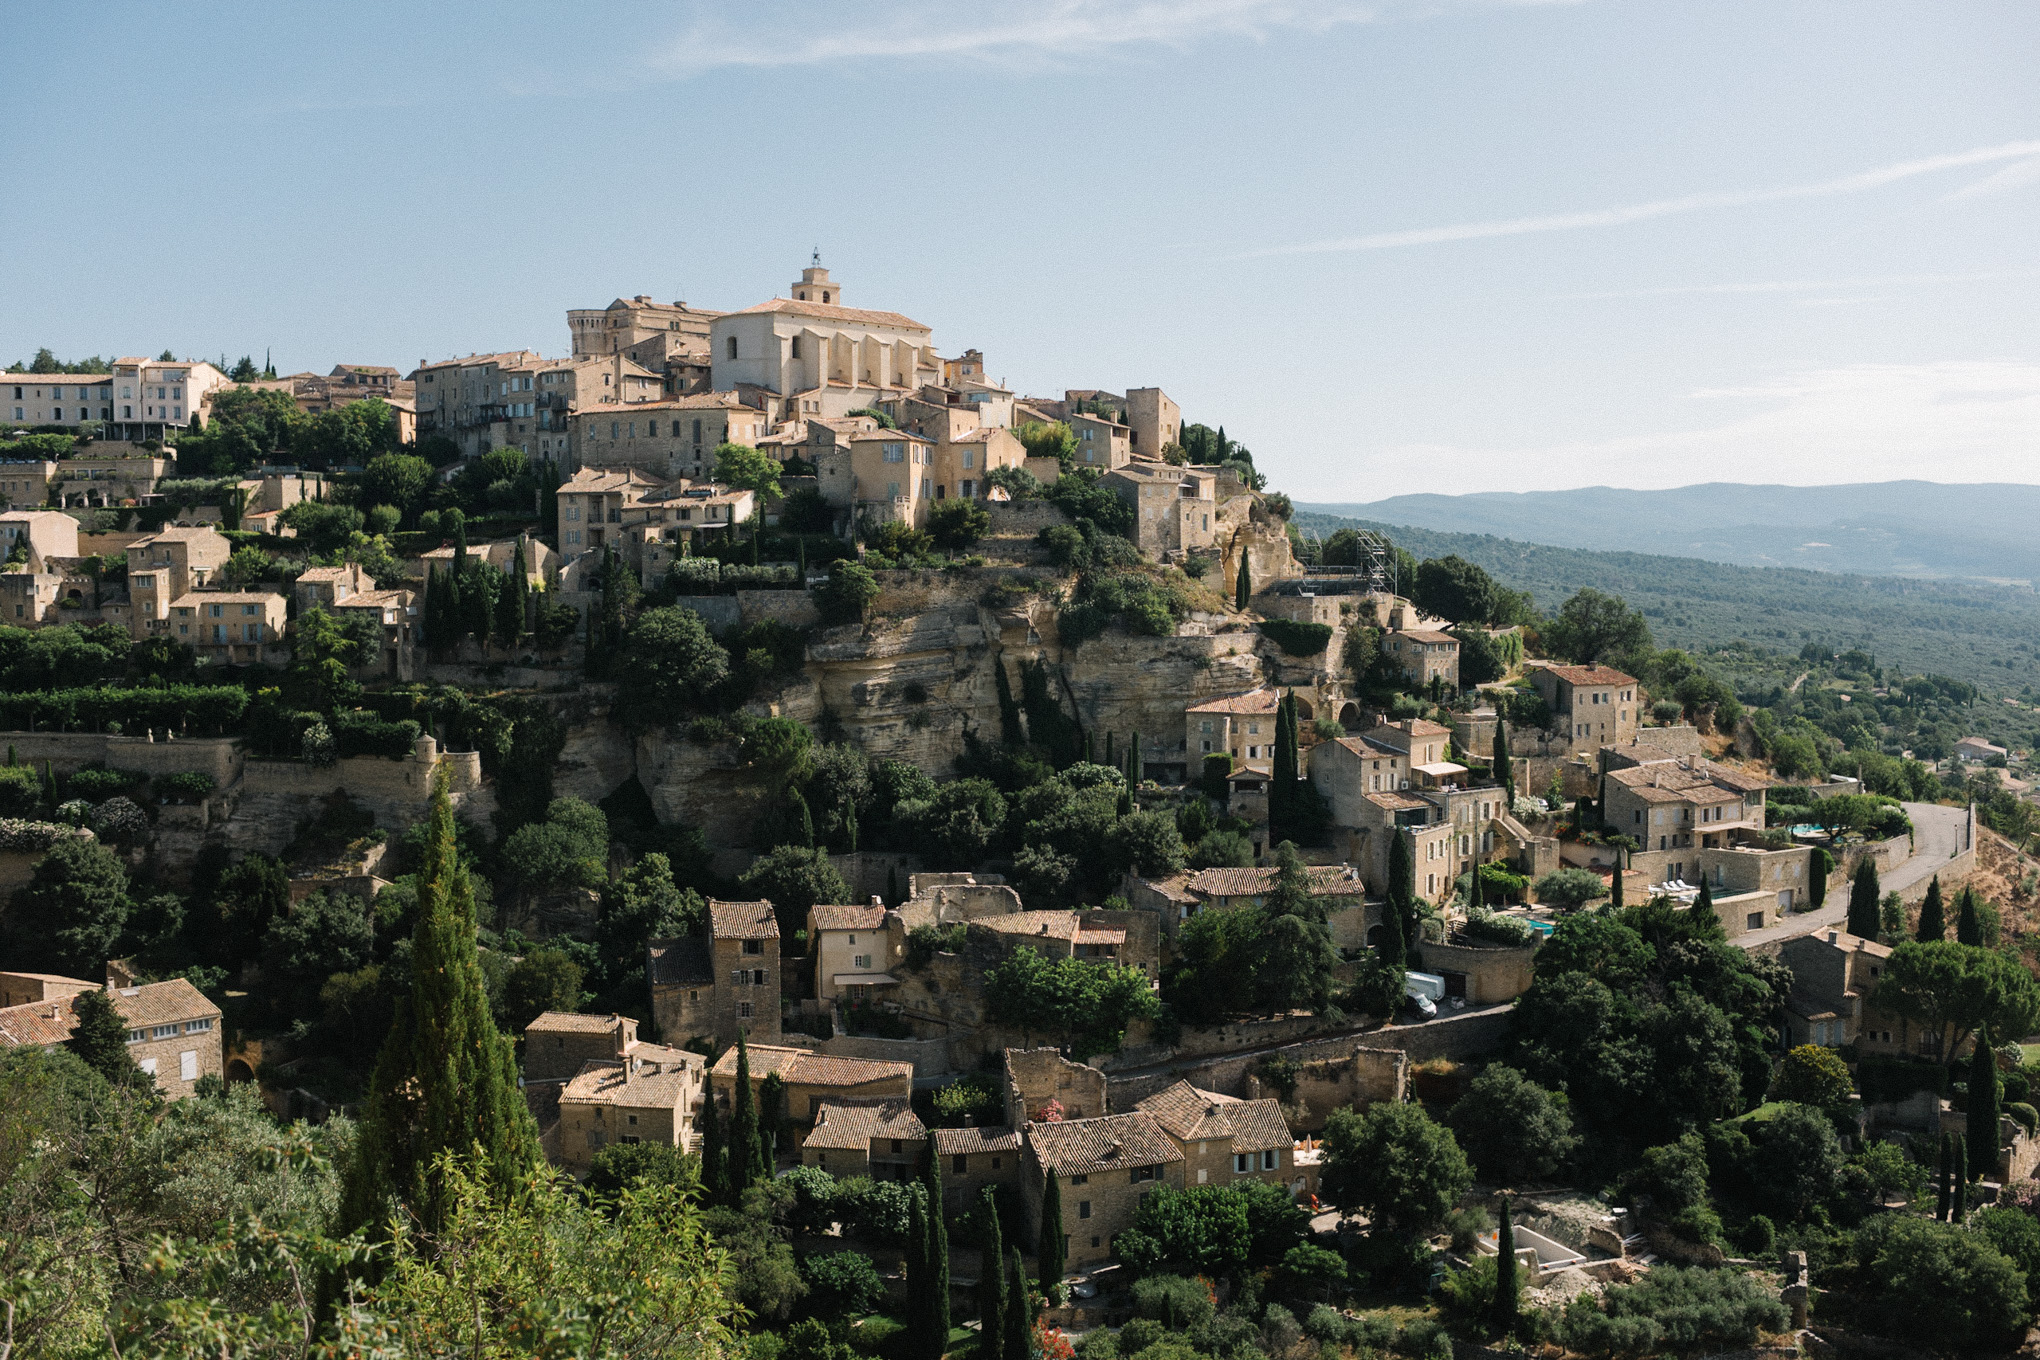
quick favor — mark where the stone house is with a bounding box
[1780,929,1908,1055]
[1358,719,1460,786]
[521,1011,647,1082]
[417,533,555,589]
[934,1123,1024,1215]
[1022,1112,1185,1269]
[553,465,662,556]
[709,1044,914,1126]
[126,525,230,637]
[646,899,782,1051]
[0,458,55,510]
[0,569,62,625]
[1122,387,1182,460]
[1528,664,1640,753]
[0,510,79,571]
[844,429,937,528]
[1135,1080,1298,1193]
[710,264,944,423]
[628,485,759,587]
[170,590,288,664]
[1603,759,1770,884]
[973,911,1131,967]
[293,562,374,612]
[800,1097,926,1180]
[1067,412,1131,470]
[0,975,221,1101]
[570,393,768,483]
[555,1045,707,1176]
[9,360,228,445]
[0,970,95,1009]
[808,902,902,1007]
[1102,461,1217,559]
[1957,737,2010,764]
[569,295,722,362]
[1384,628,1460,691]
[1185,688,1284,764]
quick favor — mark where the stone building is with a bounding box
[973,911,1131,968]
[709,1044,914,1126]
[1004,1046,1108,1125]
[1528,663,1640,753]
[1121,387,1182,460]
[1135,1080,1297,1192]
[168,590,287,665]
[1602,758,1770,879]
[6,359,230,442]
[0,510,78,570]
[568,295,722,363]
[646,899,782,1050]
[570,393,767,482]
[1067,411,1131,470]
[933,1123,1024,1215]
[554,1045,707,1175]
[1103,461,1217,559]
[1780,929,1907,1055]
[0,975,221,1101]
[800,1098,926,1180]
[1022,1112,1184,1269]
[710,263,943,422]
[1184,688,1284,764]
[52,452,174,508]
[521,1011,646,1082]
[1384,628,1460,690]
[807,902,901,1007]
[126,525,230,637]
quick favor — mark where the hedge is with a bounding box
[665,559,802,596]
[1258,619,1333,656]
[331,708,422,759]
[0,686,249,735]
[1855,1053,1948,1104]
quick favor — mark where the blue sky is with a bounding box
[2,1,2034,499]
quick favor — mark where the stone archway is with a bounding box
[1339,702,1361,730]
[225,1057,256,1084]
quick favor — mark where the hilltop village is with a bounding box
[6,262,2040,1357]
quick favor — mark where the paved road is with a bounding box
[1734,801,1971,951]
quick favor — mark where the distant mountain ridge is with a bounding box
[1298,481,2040,585]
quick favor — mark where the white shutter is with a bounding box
[180,1050,198,1081]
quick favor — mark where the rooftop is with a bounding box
[733,297,931,332]
[712,1044,915,1089]
[1024,1111,1182,1178]
[709,899,779,941]
[0,978,219,1050]
[1185,688,1282,716]
[810,904,887,934]
[1136,1080,1291,1153]
[1184,864,1364,899]
[559,1053,701,1109]
[932,1124,1023,1156]
[1542,663,1636,688]
[802,1098,925,1151]
[525,1011,633,1036]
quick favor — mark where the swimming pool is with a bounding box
[1525,919,1556,938]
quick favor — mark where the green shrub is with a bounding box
[1258,619,1333,656]
[157,770,216,803]
[1462,907,1532,946]
[2009,1102,2039,1135]
[1129,1273,1215,1329]
[0,764,41,816]
[61,766,146,802]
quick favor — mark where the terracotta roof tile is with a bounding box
[1024,1112,1182,1178]
[733,297,931,331]
[1185,688,1282,715]
[0,979,219,1050]
[810,904,887,934]
[1184,865,1365,898]
[709,899,779,940]
[932,1124,1023,1155]
[713,1044,914,1088]
[803,1098,924,1150]
[525,1011,631,1036]
[560,1054,701,1109]
[1136,1083,1289,1153]
[1543,664,1635,687]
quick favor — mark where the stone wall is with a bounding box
[1246,1046,1407,1131]
[673,596,742,630]
[816,1033,953,1075]
[1356,1003,1515,1063]
[1005,1047,1108,1125]
[1416,939,1537,1005]
[738,589,820,629]
[0,731,242,785]
[829,851,921,904]
[984,501,1066,539]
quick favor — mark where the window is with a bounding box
[1261,1149,1277,1170]
[1132,1164,1158,1182]
[738,1001,754,1019]
[853,954,872,969]
[180,1050,198,1081]
[742,938,763,955]
[953,1154,968,1174]
[151,1024,178,1040]
[727,337,738,359]
[1234,1153,1250,1174]
[1070,1174,1088,1186]
[1078,1201,1092,1219]
[127,1028,144,1044]
[752,969,765,986]
[883,443,904,462]
[731,970,748,987]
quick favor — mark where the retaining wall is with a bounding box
[0,731,242,785]
[737,589,820,629]
[673,596,742,631]
[816,1033,954,1078]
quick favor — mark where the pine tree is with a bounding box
[730,1033,761,1202]
[1916,876,1946,942]
[700,1092,728,1207]
[1953,1137,1969,1220]
[976,1188,1008,1360]
[1970,1023,2000,1185]
[1235,552,1251,610]
[342,771,539,1234]
[1003,1248,1032,1360]
[1847,858,1881,940]
[920,1134,951,1356]
[1935,1133,1951,1221]
[1037,1170,1065,1295]
[1957,886,1983,947]
[1493,1193,1519,1338]
[1494,722,1514,806]
[68,987,151,1093]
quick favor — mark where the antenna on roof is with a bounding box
[811,245,822,267]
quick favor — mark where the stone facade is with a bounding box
[709,1044,914,1125]
[647,898,782,1051]
[1528,663,1641,754]
[0,976,221,1101]
[554,1044,707,1175]
[1102,461,1217,558]
[1022,1111,1184,1269]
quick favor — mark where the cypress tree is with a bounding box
[1129,729,1143,788]
[1003,1248,1031,1360]
[511,539,532,639]
[1953,1138,1968,1220]
[342,770,539,1234]
[1105,732,1115,769]
[1116,785,1133,818]
[1935,1133,1951,1221]
[1493,1194,1519,1338]
[789,789,815,848]
[760,1072,788,1167]
[493,560,521,647]
[1917,876,1946,942]
[1610,849,1624,910]
[1235,552,1251,610]
[467,562,497,644]
[844,802,859,854]
[1271,695,1295,835]
[976,1187,1008,1360]
[40,759,56,812]
[1080,730,1093,764]
[1388,827,1416,956]
[907,1185,930,1333]
[68,987,151,1093]
[730,1033,761,1202]
[1687,878,1720,938]
[1957,886,1983,947]
[921,1134,951,1355]
[700,1091,728,1207]
[1970,1023,2000,1184]
[1038,1170,1065,1295]
[1847,858,1881,940]
[1470,856,1483,909]
[1494,722,1514,806]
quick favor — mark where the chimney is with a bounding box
[1827,931,1839,945]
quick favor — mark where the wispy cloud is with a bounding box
[1946,155,2040,200]
[1553,267,2040,301]
[652,0,1573,74]
[1248,139,2040,257]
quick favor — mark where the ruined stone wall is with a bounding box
[1004,1047,1108,1125]
[0,732,242,785]
[1246,1047,1407,1131]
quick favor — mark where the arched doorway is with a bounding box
[225,1057,256,1084]
[1339,702,1361,730]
